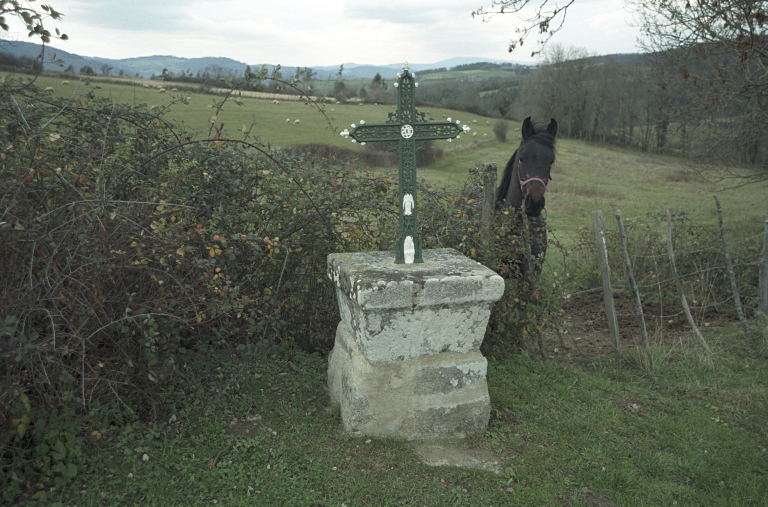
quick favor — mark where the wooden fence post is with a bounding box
[666,208,711,352]
[760,216,768,315]
[481,163,497,230]
[615,210,649,348]
[713,196,752,342]
[592,210,621,365]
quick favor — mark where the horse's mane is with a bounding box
[495,148,517,209]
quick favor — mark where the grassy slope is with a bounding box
[25,74,498,146]
[22,72,768,275]
[52,332,767,506]
[28,74,767,205]
[28,72,767,267]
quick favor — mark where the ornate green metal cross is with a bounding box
[341,62,469,264]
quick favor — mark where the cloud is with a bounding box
[343,0,473,25]
[47,0,638,66]
[65,0,195,31]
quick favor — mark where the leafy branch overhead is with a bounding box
[472,0,577,56]
[0,1,68,42]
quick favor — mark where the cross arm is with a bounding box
[413,121,469,141]
[341,123,402,144]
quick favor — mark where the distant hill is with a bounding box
[0,41,537,79]
[0,41,251,78]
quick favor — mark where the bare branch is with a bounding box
[473,0,577,56]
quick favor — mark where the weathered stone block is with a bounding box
[327,249,505,365]
[327,248,504,440]
[328,321,491,440]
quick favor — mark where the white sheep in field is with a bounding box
[62,80,69,85]
[158,88,166,93]
[294,119,300,125]
[473,120,477,123]
[286,118,291,123]
[44,87,54,92]
[273,99,280,104]
[142,83,149,88]
[330,108,335,112]
[472,132,477,137]
[171,88,178,91]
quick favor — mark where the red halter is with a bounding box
[519,174,549,192]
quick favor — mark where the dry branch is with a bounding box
[666,208,710,352]
[616,210,649,348]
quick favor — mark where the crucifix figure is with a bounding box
[341,62,470,264]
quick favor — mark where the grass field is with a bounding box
[15,71,767,251]
[36,328,767,506]
[17,71,767,250]
[20,73,498,145]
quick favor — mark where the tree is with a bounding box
[333,80,352,101]
[518,44,593,137]
[632,0,768,179]
[100,63,113,76]
[0,1,68,43]
[302,67,316,83]
[79,64,94,75]
[478,0,768,177]
[269,65,282,92]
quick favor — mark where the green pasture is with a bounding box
[25,73,497,146]
[30,327,768,506]
[21,72,767,239]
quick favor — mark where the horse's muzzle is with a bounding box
[524,195,545,217]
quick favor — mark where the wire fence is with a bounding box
[554,204,768,354]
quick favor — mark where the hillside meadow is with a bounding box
[24,72,768,238]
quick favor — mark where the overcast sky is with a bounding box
[16,0,641,66]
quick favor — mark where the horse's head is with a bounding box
[517,117,557,217]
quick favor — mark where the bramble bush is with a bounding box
[0,72,558,499]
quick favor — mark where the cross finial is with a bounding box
[402,61,410,71]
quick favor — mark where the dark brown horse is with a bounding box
[496,117,557,279]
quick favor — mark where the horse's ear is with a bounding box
[547,118,558,137]
[521,117,535,140]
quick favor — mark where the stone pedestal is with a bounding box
[327,249,504,440]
